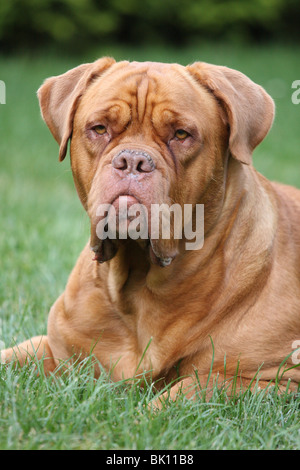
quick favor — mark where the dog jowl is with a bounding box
[1,58,300,402]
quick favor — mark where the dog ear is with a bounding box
[37,57,116,161]
[186,62,275,165]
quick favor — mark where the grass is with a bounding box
[0,42,299,450]
[0,357,299,450]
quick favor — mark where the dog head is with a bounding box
[38,58,274,266]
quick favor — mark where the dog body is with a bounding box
[2,58,300,398]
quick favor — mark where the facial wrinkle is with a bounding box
[137,75,149,123]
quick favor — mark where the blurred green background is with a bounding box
[1,0,300,51]
[0,0,299,350]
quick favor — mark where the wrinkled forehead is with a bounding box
[80,61,215,118]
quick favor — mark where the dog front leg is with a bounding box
[0,335,57,374]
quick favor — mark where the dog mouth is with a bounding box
[91,239,174,268]
[90,194,177,267]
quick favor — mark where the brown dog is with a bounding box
[1,58,300,401]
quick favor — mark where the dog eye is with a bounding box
[93,125,107,135]
[174,129,189,140]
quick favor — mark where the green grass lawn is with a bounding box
[0,43,299,450]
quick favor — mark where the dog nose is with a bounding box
[112,149,155,174]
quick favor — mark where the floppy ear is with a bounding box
[37,57,116,161]
[186,62,275,165]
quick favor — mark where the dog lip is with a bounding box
[108,191,143,205]
[149,240,175,267]
[112,194,140,205]
[90,243,101,253]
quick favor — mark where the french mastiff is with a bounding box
[1,58,300,401]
